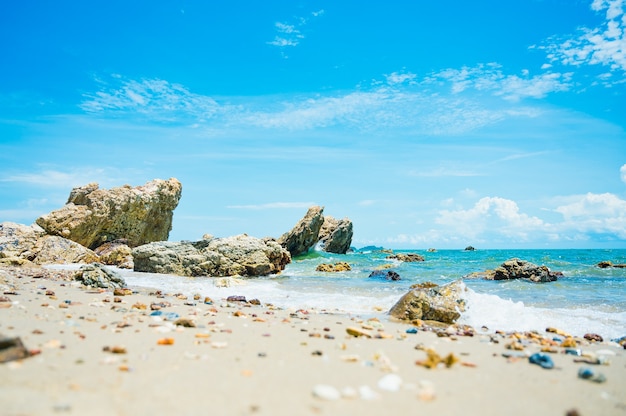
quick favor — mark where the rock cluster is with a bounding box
[316,262,351,272]
[36,178,182,249]
[132,234,291,278]
[386,253,425,262]
[74,263,127,289]
[278,206,354,256]
[388,280,466,324]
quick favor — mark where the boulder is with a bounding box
[318,216,353,254]
[278,206,325,257]
[74,263,126,289]
[386,253,425,262]
[368,270,401,281]
[35,178,182,249]
[597,261,626,269]
[389,280,466,324]
[94,239,133,269]
[0,222,46,264]
[489,258,560,283]
[464,246,476,251]
[0,223,98,265]
[132,234,291,278]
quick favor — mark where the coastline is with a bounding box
[1,265,625,416]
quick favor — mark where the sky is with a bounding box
[1,0,625,249]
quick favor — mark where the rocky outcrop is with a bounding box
[389,280,466,324]
[487,258,561,283]
[74,263,126,289]
[35,178,182,250]
[132,234,291,278]
[318,216,353,254]
[0,222,98,265]
[316,262,351,272]
[94,240,133,269]
[278,206,325,256]
[386,253,425,262]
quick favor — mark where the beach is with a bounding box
[1,265,625,416]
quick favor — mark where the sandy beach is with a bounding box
[1,265,625,416]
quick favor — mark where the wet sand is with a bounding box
[1,266,625,416]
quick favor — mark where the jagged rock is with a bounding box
[368,270,401,281]
[386,253,425,262]
[316,262,351,272]
[278,206,325,257]
[30,236,99,264]
[488,258,561,283]
[94,239,133,269]
[0,223,98,265]
[0,222,46,264]
[35,178,182,249]
[389,280,466,324]
[132,234,291,278]
[74,263,126,289]
[318,216,353,254]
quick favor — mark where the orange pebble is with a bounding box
[157,338,175,345]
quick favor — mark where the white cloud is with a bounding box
[427,63,573,101]
[554,192,626,239]
[227,202,316,210]
[621,163,626,183]
[267,10,324,50]
[539,0,626,78]
[435,197,545,241]
[385,71,417,85]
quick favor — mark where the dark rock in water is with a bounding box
[0,336,30,363]
[74,263,126,289]
[389,280,466,324]
[316,262,351,272]
[278,206,325,257]
[486,258,560,283]
[597,260,626,268]
[368,270,401,281]
[35,178,182,250]
[464,246,476,251]
[132,234,291,278]
[318,216,353,254]
[386,253,425,262]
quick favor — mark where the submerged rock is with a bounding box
[36,178,182,249]
[597,261,626,269]
[316,262,351,272]
[491,258,561,282]
[389,280,466,324]
[386,253,425,262]
[132,234,291,278]
[368,270,401,281]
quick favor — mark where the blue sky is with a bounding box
[1,0,625,249]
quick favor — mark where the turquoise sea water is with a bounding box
[116,248,626,340]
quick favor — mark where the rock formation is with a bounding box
[389,280,466,324]
[491,258,560,282]
[0,222,98,265]
[318,216,353,254]
[93,240,133,269]
[597,261,626,269]
[386,253,425,262]
[35,178,182,250]
[132,234,291,278]
[278,206,325,256]
[316,262,351,272]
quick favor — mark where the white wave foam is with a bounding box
[459,287,626,340]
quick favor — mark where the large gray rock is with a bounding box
[389,280,466,324]
[35,178,182,249]
[318,216,353,254]
[132,234,291,278]
[278,206,325,257]
[0,222,98,265]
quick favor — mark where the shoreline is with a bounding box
[1,265,625,415]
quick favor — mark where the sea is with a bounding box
[73,248,626,341]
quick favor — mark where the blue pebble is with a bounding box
[578,367,594,379]
[529,353,554,369]
[406,327,418,334]
[149,311,163,316]
[163,312,180,320]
